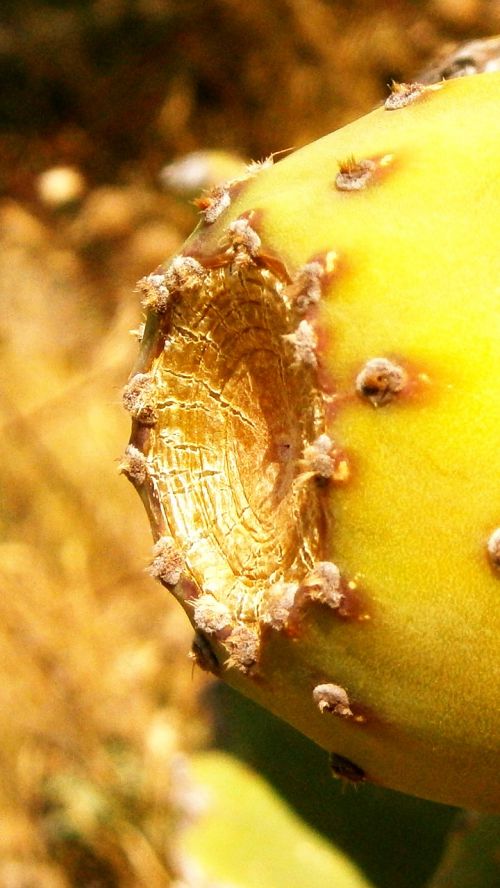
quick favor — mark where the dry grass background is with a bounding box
[0,196,206,885]
[1,1,499,885]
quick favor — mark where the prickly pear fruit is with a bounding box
[122,72,500,812]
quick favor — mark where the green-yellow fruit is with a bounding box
[183,752,372,888]
[122,72,500,812]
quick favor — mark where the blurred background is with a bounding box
[1,2,499,886]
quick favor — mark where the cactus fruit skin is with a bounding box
[123,72,500,812]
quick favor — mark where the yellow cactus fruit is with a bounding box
[122,72,500,812]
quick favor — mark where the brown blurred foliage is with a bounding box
[2,0,500,193]
[0,1,498,884]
